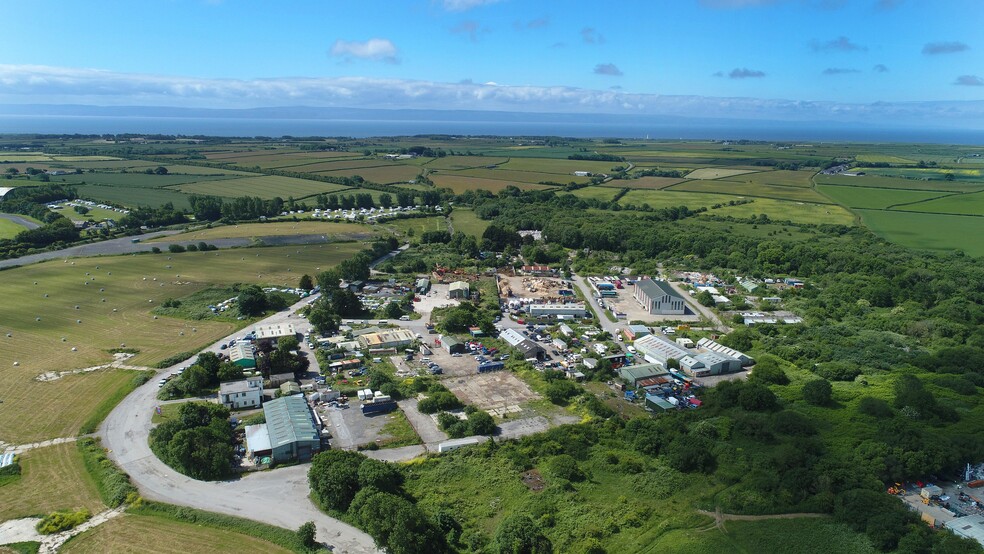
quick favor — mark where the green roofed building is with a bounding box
[262,395,322,463]
[618,363,670,387]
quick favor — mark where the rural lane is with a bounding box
[0,213,41,230]
[100,296,380,554]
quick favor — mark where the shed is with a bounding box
[442,335,466,354]
[229,343,256,368]
[263,395,321,463]
[244,424,272,458]
[280,381,301,396]
[448,281,470,299]
[618,363,670,386]
[645,394,676,412]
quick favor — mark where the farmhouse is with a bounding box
[229,343,257,369]
[573,171,592,177]
[528,303,588,318]
[254,323,297,348]
[632,279,686,315]
[261,395,322,463]
[218,376,263,410]
[448,281,470,299]
[358,328,415,350]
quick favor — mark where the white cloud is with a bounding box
[594,63,623,76]
[0,65,983,127]
[440,0,503,11]
[329,38,399,63]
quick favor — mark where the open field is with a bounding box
[76,184,194,210]
[856,209,984,257]
[893,190,984,215]
[571,186,624,202]
[499,157,620,174]
[57,173,238,188]
[173,175,351,199]
[0,242,363,443]
[147,221,375,242]
[717,169,816,188]
[430,174,554,194]
[423,156,509,170]
[437,167,590,185]
[0,218,31,240]
[450,208,490,237]
[640,518,875,554]
[816,185,952,209]
[863,167,984,182]
[611,176,688,189]
[314,164,423,184]
[706,197,855,225]
[619,189,749,210]
[0,443,103,521]
[854,154,915,164]
[379,216,447,237]
[671,180,831,203]
[815,174,984,193]
[61,514,292,554]
[685,168,761,180]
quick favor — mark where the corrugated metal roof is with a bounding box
[635,278,683,300]
[262,396,319,448]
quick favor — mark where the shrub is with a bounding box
[545,454,585,482]
[418,392,464,414]
[857,396,892,418]
[36,509,91,534]
[544,380,581,405]
[297,521,317,548]
[168,244,186,253]
[803,379,832,406]
[77,438,136,507]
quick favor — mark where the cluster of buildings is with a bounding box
[243,395,324,464]
[631,334,752,378]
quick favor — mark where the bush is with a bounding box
[36,509,91,534]
[857,396,892,418]
[803,379,833,406]
[297,521,317,548]
[545,454,585,482]
[418,392,464,414]
[168,244,186,253]
[77,438,136,507]
[545,380,581,405]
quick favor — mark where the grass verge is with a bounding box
[77,437,137,507]
[78,371,153,435]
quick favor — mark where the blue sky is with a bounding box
[1,0,982,124]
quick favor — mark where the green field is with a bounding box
[173,175,351,199]
[643,518,875,554]
[706,198,855,225]
[685,168,761,180]
[450,208,490,237]
[717,169,816,188]
[314,164,424,184]
[76,184,195,210]
[148,221,374,242]
[612,176,687,189]
[430,174,555,194]
[571,186,624,202]
[671,180,831,203]
[380,216,448,237]
[815,174,984,193]
[423,156,509,170]
[0,443,104,521]
[0,242,363,444]
[857,209,984,256]
[57,173,238,188]
[894,190,984,215]
[0,216,35,240]
[863,167,984,182]
[438,167,590,185]
[816,185,952,209]
[61,514,292,554]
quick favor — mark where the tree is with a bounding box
[357,458,403,493]
[383,301,403,319]
[237,285,267,316]
[308,450,365,511]
[379,193,393,208]
[297,521,317,548]
[749,356,789,385]
[696,290,715,307]
[737,382,779,411]
[154,166,169,175]
[168,244,186,253]
[803,379,833,406]
[493,513,552,554]
[298,274,314,290]
[545,454,585,482]
[467,410,496,436]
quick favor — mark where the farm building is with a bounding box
[618,363,670,387]
[442,335,466,354]
[280,381,302,396]
[573,171,591,177]
[697,338,754,367]
[528,303,588,318]
[261,395,322,463]
[623,324,651,341]
[415,278,430,294]
[646,394,677,412]
[218,376,264,410]
[358,328,415,350]
[229,343,257,368]
[945,515,984,547]
[521,265,555,276]
[254,323,297,348]
[448,281,470,299]
[499,328,526,347]
[244,424,273,460]
[633,279,686,315]
[327,358,361,373]
[515,339,546,361]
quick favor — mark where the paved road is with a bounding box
[0,213,40,231]
[571,275,622,338]
[100,295,379,553]
[0,230,181,269]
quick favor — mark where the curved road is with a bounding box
[101,295,379,553]
[0,213,41,230]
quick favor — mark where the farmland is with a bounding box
[0,216,35,240]
[147,221,374,242]
[430,174,555,194]
[856,209,984,256]
[671,179,832,204]
[0,443,103,521]
[450,208,490,237]
[173,175,351,199]
[609,176,687,189]
[816,185,952,209]
[894,190,984,216]
[685,168,760,180]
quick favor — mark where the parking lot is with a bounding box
[319,402,401,449]
[602,291,702,324]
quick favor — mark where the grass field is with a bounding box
[0,443,104,521]
[862,167,984,182]
[640,518,875,554]
[707,198,855,225]
[815,174,984,193]
[571,186,624,202]
[671,180,831,203]
[450,208,490,237]
[685,168,761,180]
[717,169,816,188]
[893,190,984,215]
[0,242,363,444]
[147,221,375,242]
[855,154,915,164]
[430,174,554,194]
[173,175,351,199]
[438,168,589,185]
[619,189,749,210]
[816,185,952,209]
[314,164,423,184]
[380,216,448,237]
[76,184,194,210]
[61,514,292,554]
[0,217,31,240]
[499,157,618,174]
[423,156,509,170]
[612,177,687,189]
[856,209,984,257]
[57,173,238,188]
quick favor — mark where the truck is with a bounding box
[361,399,397,415]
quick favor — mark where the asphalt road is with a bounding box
[0,230,181,269]
[0,213,40,230]
[100,295,380,553]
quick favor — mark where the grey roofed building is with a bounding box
[499,328,526,347]
[618,363,670,386]
[697,337,754,366]
[515,339,545,360]
[442,335,466,354]
[633,278,686,315]
[634,334,692,366]
[262,395,321,463]
[945,515,984,547]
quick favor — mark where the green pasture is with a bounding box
[717,169,816,188]
[894,190,984,216]
[706,198,855,225]
[450,208,490,237]
[610,176,687,189]
[670,180,831,204]
[430,174,554,194]
[422,156,509,170]
[0,216,35,240]
[816,174,984,193]
[500,157,619,174]
[314,164,423,184]
[863,167,984,182]
[0,443,104,521]
[816,185,952,209]
[148,221,375,242]
[57,172,237,188]
[173,175,351,199]
[75,184,193,210]
[438,167,590,184]
[571,186,624,202]
[685,168,761,180]
[856,209,984,257]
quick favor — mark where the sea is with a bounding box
[0,114,982,144]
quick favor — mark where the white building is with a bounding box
[499,328,527,347]
[528,303,588,318]
[218,376,264,410]
[633,279,686,315]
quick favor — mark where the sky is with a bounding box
[0,0,982,126]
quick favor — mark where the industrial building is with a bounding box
[633,334,741,378]
[261,395,322,463]
[499,328,526,347]
[697,338,754,366]
[632,279,686,315]
[618,363,670,387]
[442,335,466,354]
[521,265,554,276]
[415,278,430,294]
[945,515,984,547]
[218,376,264,410]
[528,303,588,318]
[357,328,416,350]
[740,312,804,325]
[253,323,297,348]
[515,339,546,361]
[448,281,470,299]
[229,343,256,369]
[623,324,651,341]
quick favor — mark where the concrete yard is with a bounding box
[601,288,702,325]
[320,403,402,450]
[443,372,537,415]
[498,273,571,303]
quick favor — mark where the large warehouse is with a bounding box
[262,395,322,463]
[357,328,415,350]
[633,334,741,378]
[632,279,686,315]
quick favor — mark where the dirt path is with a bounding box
[38,506,126,553]
[697,508,828,533]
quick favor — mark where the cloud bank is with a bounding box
[729,68,766,79]
[0,65,982,127]
[330,39,399,63]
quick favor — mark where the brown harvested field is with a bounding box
[717,169,816,188]
[147,221,375,242]
[315,164,423,184]
[424,156,509,170]
[61,514,292,554]
[685,168,761,180]
[500,157,617,174]
[606,177,687,189]
[0,443,104,521]
[430,174,555,194]
[444,371,539,412]
[438,168,591,184]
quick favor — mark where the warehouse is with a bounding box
[632,279,686,315]
[618,363,670,387]
[623,324,651,341]
[945,515,984,547]
[448,281,470,299]
[358,328,416,350]
[528,303,588,318]
[229,342,257,369]
[499,328,527,347]
[442,335,466,354]
[697,337,754,366]
[253,323,297,348]
[634,334,692,367]
[515,339,546,361]
[690,351,741,376]
[262,395,322,463]
[415,278,430,294]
